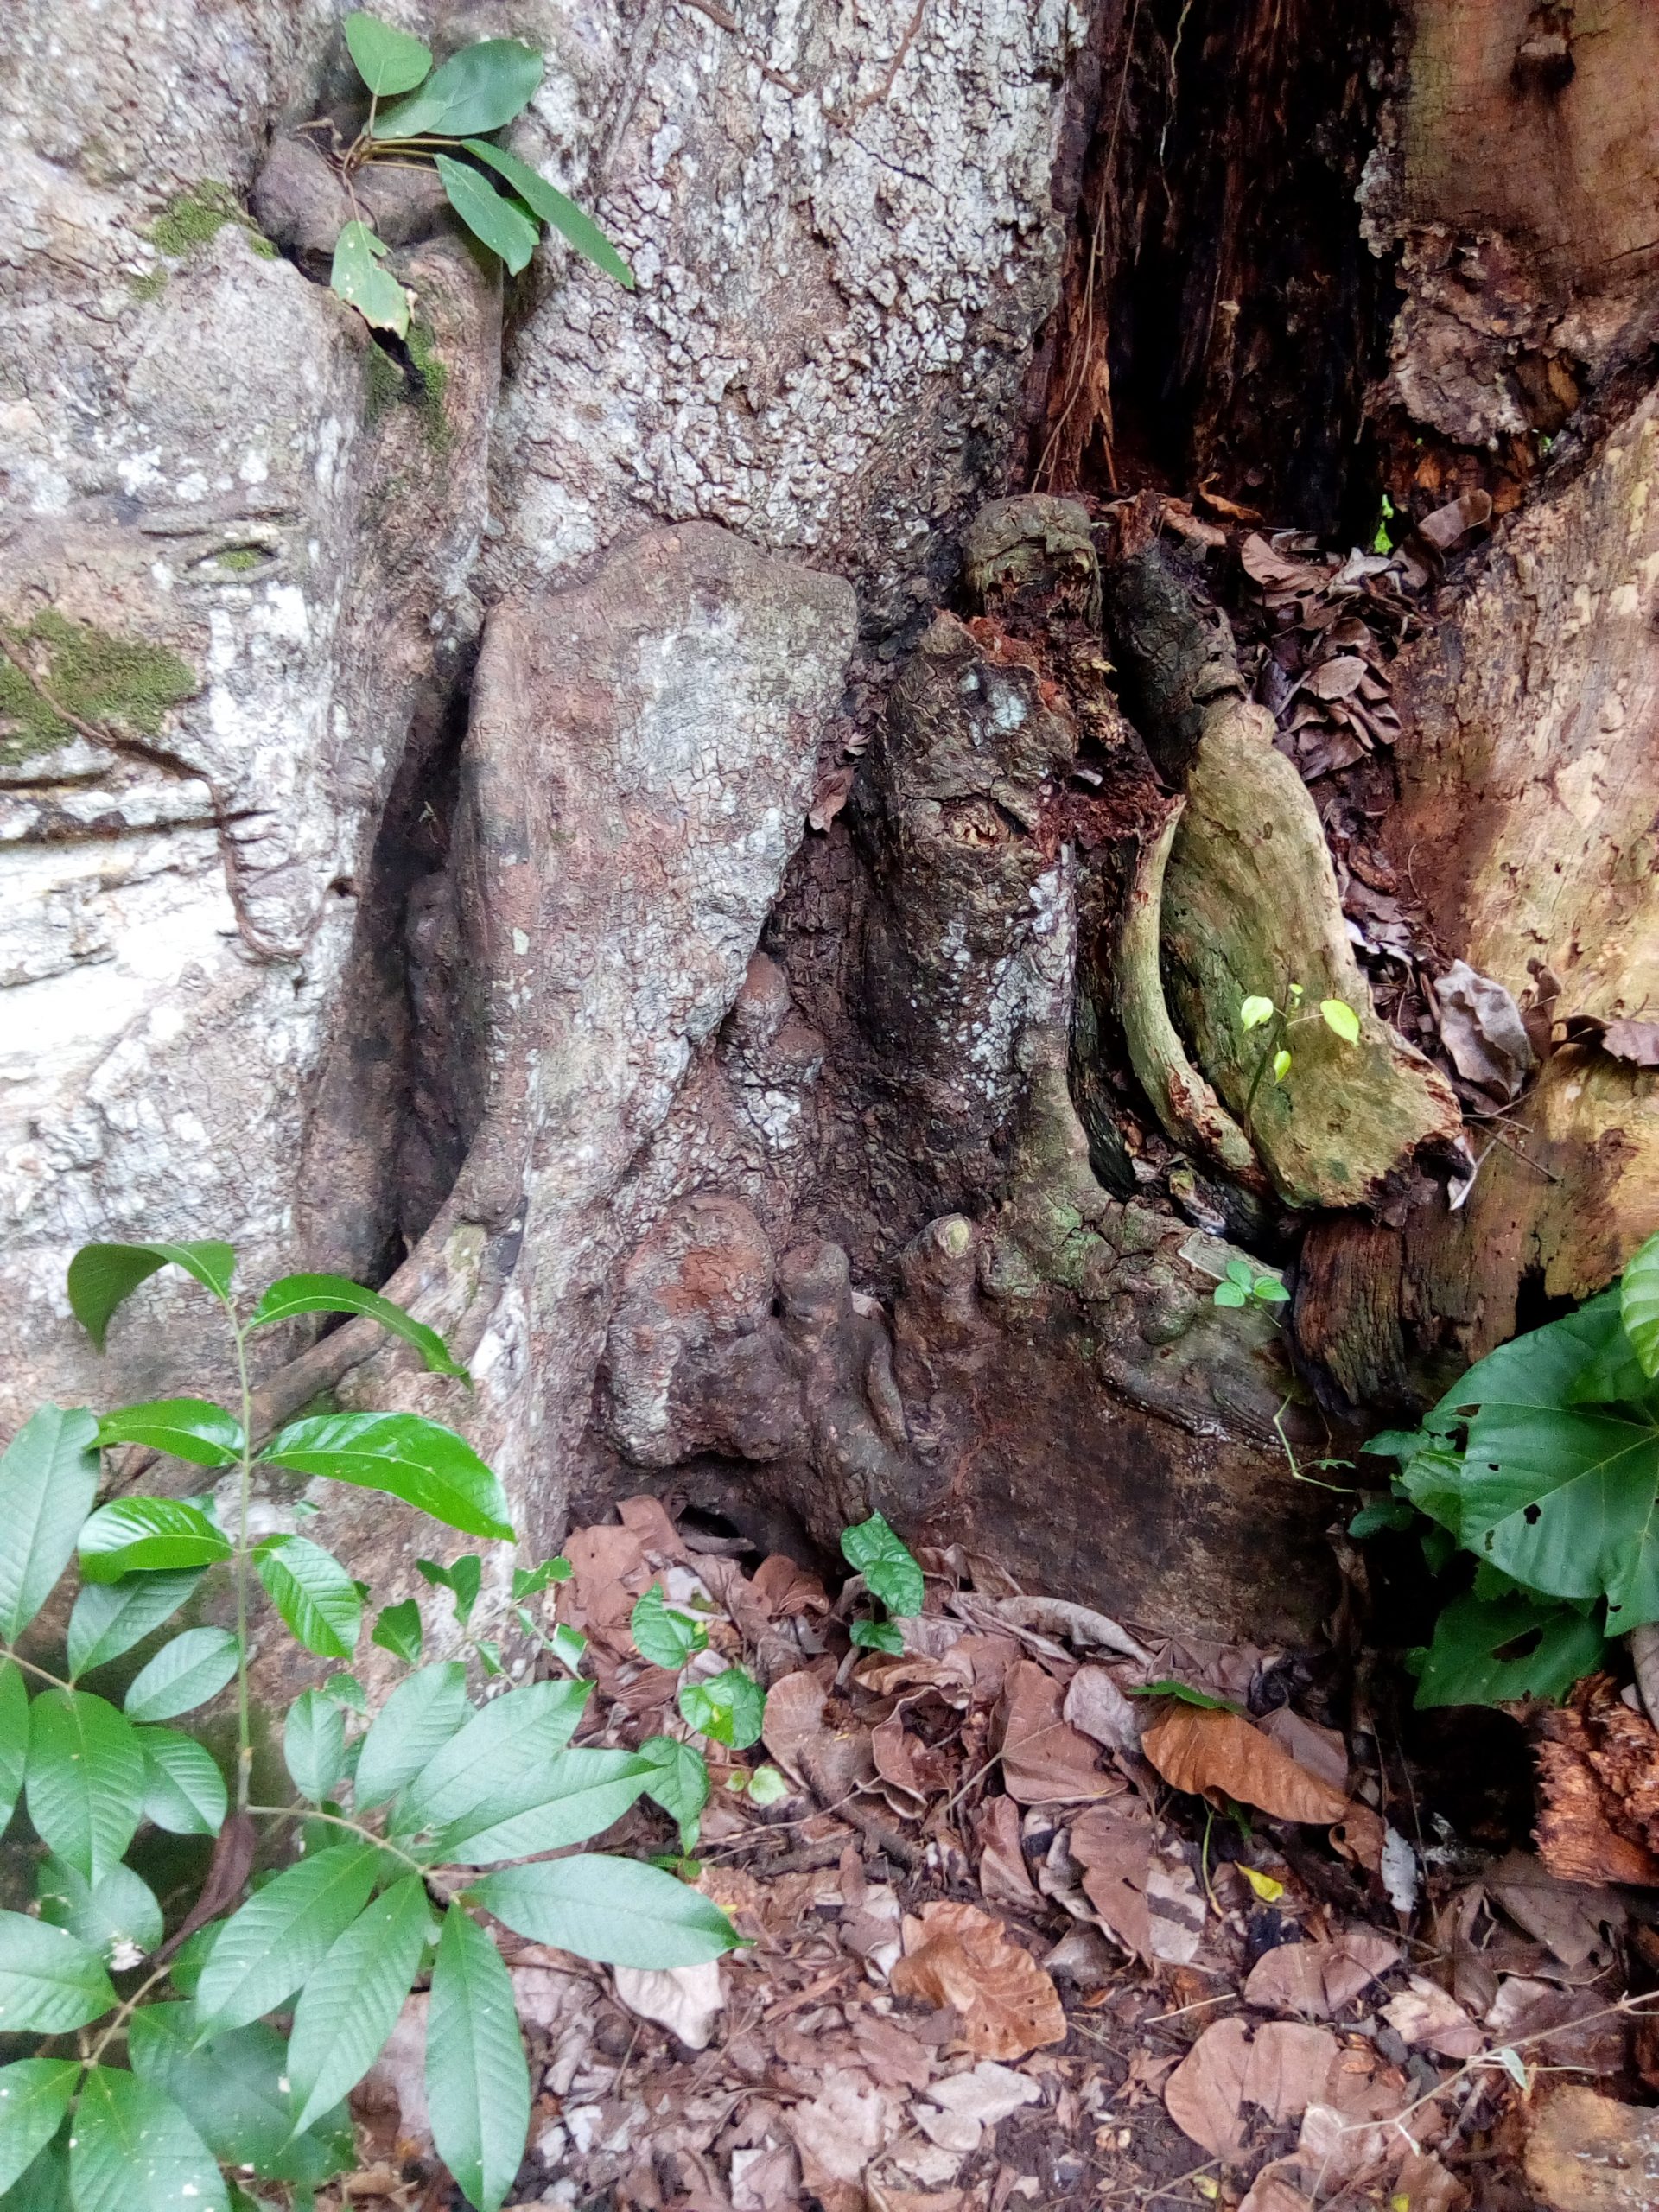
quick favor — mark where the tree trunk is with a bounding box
[4,1,1656,1668]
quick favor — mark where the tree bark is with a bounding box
[5,0,1659,1671]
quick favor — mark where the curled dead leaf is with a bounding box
[890,1900,1067,2061]
[1141,1702,1351,1825]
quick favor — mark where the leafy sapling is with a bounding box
[1211,1256,1288,1312]
[1238,982,1361,1132]
[1348,1228,1659,1710]
[325,10,634,340]
[0,1237,736,2212]
[842,1510,925,1654]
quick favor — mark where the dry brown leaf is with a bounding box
[870,1717,929,1819]
[1382,1975,1483,2060]
[1237,2176,1313,2212]
[1306,653,1368,700]
[849,2007,935,2092]
[974,1794,1041,1915]
[1068,1796,1154,1961]
[997,1659,1119,1804]
[1164,2018,1341,2158]
[1242,1929,1400,2019]
[1392,2151,1466,2212]
[1240,532,1328,594]
[1063,1665,1143,1752]
[784,2065,905,2212]
[1141,1703,1350,1824]
[1484,1849,1624,1969]
[1256,1708,1348,1796]
[750,1554,830,1618]
[1557,1013,1659,1069]
[891,1901,1067,2061]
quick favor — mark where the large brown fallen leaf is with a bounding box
[1242,1928,1400,2019]
[974,1794,1040,1914]
[1068,1796,1154,1960]
[784,2065,906,2212]
[891,1901,1067,2061]
[1142,1702,1350,1824]
[998,1659,1119,1803]
[1382,1975,1483,2061]
[1164,2018,1342,2158]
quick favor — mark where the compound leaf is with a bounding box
[69,2065,228,2212]
[0,1406,99,1638]
[249,1274,467,1381]
[288,1877,429,2133]
[93,1398,242,1468]
[260,1412,513,1541]
[426,1905,528,2212]
[0,1911,115,2033]
[67,1570,205,1680]
[123,1627,239,1725]
[77,1497,232,1584]
[67,1241,235,1347]
[194,1843,379,2030]
[255,1535,361,1661]
[25,1689,144,1883]
[473,1855,739,1968]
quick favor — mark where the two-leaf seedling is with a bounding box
[1238,982,1360,1132]
[1211,1256,1288,1312]
[327,10,633,340]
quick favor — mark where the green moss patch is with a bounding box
[0,610,198,766]
[147,180,279,261]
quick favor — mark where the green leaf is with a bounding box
[1413,1588,1608,1709]
[747,1764,789,1807]
[0,1911,115,2031]
[1224,1258,1254,1288]
[512,1556,570,1600]
[67,1241,235,1348]
[194,1843,380,2030]
[35,1855,162,1967]
[25,1689,144,1882]
[329,219,410,338]
[0,1660,27,1835]
[69,2066,228,2212]
[436,1747,654,1865]
[1272,1047,1293,1082]
[78,1497,232,1583]
[372,1598,423,1665]
[1239,995,1275,1029]
[260,1412,514,1541]
[426,1905,528,2212]
[1211,1281,1248,1307]
[849,1615,903,1653]
[1347,1497,1416,1539]
[287,1878,429,2133]
[677,1666,765,1750]
[390,1676,588,1843]
[1434,1292,1659,1624]
[343,10,432,95]
[548,1621,588,1673]
[458,140,635,288]
[472,1855,740,1968]
[321,1671,366,1713]
[249,1274,467,1381]
[636,1735,709,1848]
[1128,1679,1239,1712]
[433,154,539,275]
[283,1689,347,1804]
[0,2062,78,2196]
[0,1406,99,1638]
[137,1727,226,1836]
[67,1570,205,1680]
[373,37,543,139]
[1622,1230,1659,1380]
[417,1553,482,1626]
[255,1535,361,1661]
[630,1583,705,1669]
[353,1661,470,1809]
[3,2133,70,2212]
[1252,1275,1290,1305]
[839,1512,924,1618]
[122,1627,239,1725]
[128,2005,353,2188]
[1319,997,1362,1046]
[93,1398,242,1469]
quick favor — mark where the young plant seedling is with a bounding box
[1211,1256,1289,1311]
[1238,982,1361,1133]
[326,10,634,339]
[841,1510,925,1654]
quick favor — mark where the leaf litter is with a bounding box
[328,1496,1658,2212]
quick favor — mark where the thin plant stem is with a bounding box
[246,1802,442,1889]
[1,1648,71,1693]
[85,1959,174,2069]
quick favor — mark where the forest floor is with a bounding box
[334,1495,1659,2212]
